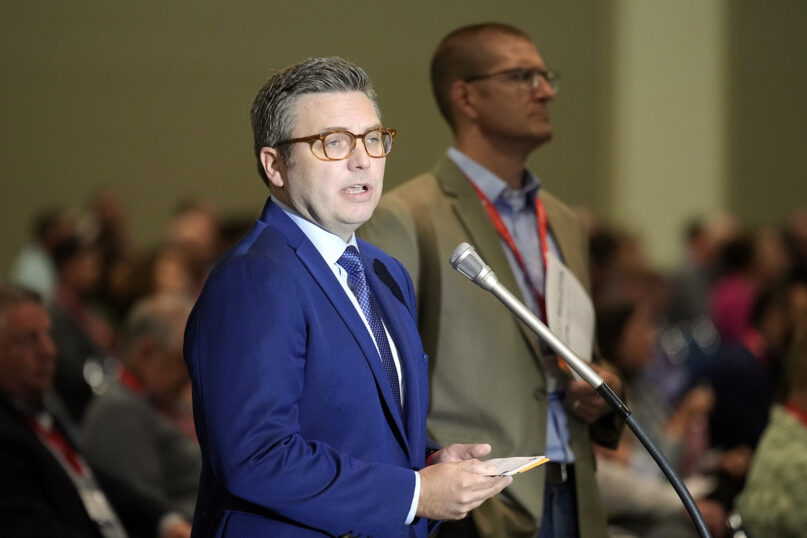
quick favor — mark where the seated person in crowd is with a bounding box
[8,207,76,304]
[705,285,791,451]
[0,284,190,538]
[594,298,726,538]
[83,293,200,521]
[49,234,116,423]
[735,329,807,537]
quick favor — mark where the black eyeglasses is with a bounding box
[276,128,397,161]
[465,67,560,93]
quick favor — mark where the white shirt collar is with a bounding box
[272,198,358,265]
[446,147,541,203]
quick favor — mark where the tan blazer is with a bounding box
[360,156,619,538]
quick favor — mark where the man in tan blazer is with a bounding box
[359,23,623,538]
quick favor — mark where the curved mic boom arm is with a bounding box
[449,242,712,538]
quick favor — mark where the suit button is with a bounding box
[533,389,546,401]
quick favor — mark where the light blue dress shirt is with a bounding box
[447,148,575,464]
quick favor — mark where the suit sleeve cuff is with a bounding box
[405,470,420,525]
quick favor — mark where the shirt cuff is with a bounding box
[405,470,421,525]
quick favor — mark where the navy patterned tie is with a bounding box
[338,246,403,415]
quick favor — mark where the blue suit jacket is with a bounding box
[184,199,432,537]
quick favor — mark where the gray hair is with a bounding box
[250,56,380,185]
[122,293,193,357]
[0,284,42,331]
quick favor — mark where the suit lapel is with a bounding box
[434,157,547,364]
[539,190,590,290]
[264,203,411,455]
[433,158,528,304]
[363,252,419,458]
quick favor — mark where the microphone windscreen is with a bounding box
[450,243,485,281]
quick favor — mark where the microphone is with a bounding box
[449,242,604,390]
[449,242,713,538]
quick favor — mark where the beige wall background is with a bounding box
[1,1,805,273]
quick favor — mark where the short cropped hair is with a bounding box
[250,57,380,185]
[431,23,531,129]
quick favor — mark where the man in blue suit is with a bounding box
[184,57,512,538]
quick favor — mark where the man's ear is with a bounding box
[450,80,479,122]
[260,147,286,189]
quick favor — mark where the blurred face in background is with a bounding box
[151,245,195,298]
[129,325,189,408]
[140,340,189,407]
[168,207,220,267]
[0,302,57,405]
[790,281,807,335]
[616,303,658,377]
[60,244,103,297]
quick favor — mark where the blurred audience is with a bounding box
[83,293,200,521]
[130,243,202,301]
[584,208,807,538]
[49,233,117,424]
[789,269,807,335]
[752,226,792,290]
[667,216,735,325]
[0,284,190,538]
[734,329,807,537]
[89,189,138,327]
[218,214,255,254]
[594,297,723,538]
[166,200,221,294]
[704,285,790,451]
[5,189,807,538]
[589,227,648,305]
[90,189,134,266]
[9,207,76,304]
[784,208,807,274]
[709,234,758,344]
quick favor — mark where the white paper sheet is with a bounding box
[483,455,550,476]
[545,252,595,372]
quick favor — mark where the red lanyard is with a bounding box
[469,180,550,321]
[785,401,807,429]
[119,367,145,394]
[28,416,86,476]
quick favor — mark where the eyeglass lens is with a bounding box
[318,130,393,160]
[516,70,557,91]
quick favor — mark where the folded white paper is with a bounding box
[483,456,550,476]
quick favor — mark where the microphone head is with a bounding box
[449,242,472,267]
[449,243,493,287]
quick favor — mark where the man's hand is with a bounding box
[565,363,622,424]
[428,443,493,465]
[416,458,512,520]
